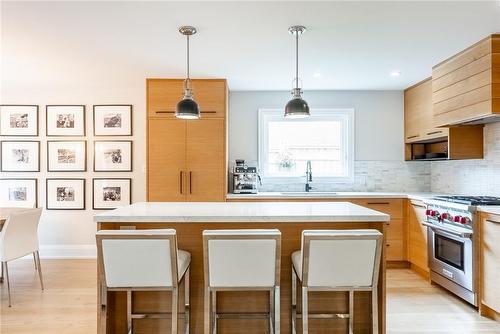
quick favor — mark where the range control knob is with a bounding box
[426,209,432,216]
[460,217,470,225]
[433,210,440,218]
[441,213,450,220]
[454,216,462,223]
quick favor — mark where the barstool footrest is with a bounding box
[215,312,271,319]
[131,313,189,319]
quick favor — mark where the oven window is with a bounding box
[435,234,464,270]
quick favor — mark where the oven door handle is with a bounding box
[421,221,473,239]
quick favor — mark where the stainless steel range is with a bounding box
[423,195,500,306]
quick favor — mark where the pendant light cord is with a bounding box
[295,31,299,90]
[187,34,190,80]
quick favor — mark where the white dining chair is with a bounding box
[203,229,281,334]
[96,229,191,334]
[0,207,44,307]
[291,229,383,334]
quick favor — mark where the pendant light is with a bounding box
[176,26,200,120]
[285,25,310,119]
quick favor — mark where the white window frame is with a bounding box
[258,108,355,183]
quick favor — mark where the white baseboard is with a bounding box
[38,244,97,259]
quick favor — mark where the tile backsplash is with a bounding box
[260,160,431,193]
[430,122,500,196]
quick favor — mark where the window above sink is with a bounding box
[258,108,354,183]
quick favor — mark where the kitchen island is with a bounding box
[95,202,390,333]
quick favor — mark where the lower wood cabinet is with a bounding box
[480,212,500,320]
[408,199,429,275]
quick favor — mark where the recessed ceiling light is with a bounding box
[313,72,322,78]
[390,71,402,77]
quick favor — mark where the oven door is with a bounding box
[427,225,473,291]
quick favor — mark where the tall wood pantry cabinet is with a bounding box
[147,79,227,202]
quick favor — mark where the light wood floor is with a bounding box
[1,260,499,333]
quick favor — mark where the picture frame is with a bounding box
[92,178,131,210]
[46,105,86,136]
[0,105,39,136]
[1,141,40,172]
[46,178,85,210]
[47,140,87,172]
[93,105,132,136]
[94,140,132,172]
[0,178,38,208]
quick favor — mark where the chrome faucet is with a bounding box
[305,160,313,192]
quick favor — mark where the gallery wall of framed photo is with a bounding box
[0,104,134,211]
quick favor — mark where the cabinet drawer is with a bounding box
[353,199,404,219]
[147,79,226,118]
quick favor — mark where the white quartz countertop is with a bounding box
[226,191,436,201]
[478,206,500,216]
[94,201,390,223]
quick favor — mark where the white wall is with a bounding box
[228,90,405,163]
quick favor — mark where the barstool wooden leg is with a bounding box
[349,290,354,334]
[204,287,211,334]
[126,291,132,334]
[172,287,179,334]
[35,251,44,290]
[291,270,297,334]
[33,252,37,270]
[211,291,217,334]
[372,288,379,334]
[269,289,274,334]
[274,286,280,334]
[0,261,3,283]
[184,268,190,334]
[302,287,308,334]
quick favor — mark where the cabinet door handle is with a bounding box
[411,203,426,209]
[426,130,443,136]
[189,171,192,194]
[179,171,184,194]
[155,110,175,114]
[486,219,500,225]
[367,202,390,205]
[406,135,419,139]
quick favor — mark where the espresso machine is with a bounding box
[232,160,261,194]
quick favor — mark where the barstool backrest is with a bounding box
[96,229,179,288]
[301,229,383,288]
[203,229,281,288]
[0,208,42,262]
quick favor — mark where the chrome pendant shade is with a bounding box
[285,25,310,119]
[176,26,200,120]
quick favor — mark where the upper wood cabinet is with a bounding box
[147,78,227,202]
[432,34,500,126]
[404,78,449,143]
[404,78,484,161]
[147,79,227,119]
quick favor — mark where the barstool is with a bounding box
[203,229,281,334]
[291,229,383,334]
[96,229,191,334]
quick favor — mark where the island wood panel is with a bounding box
[479,212,500,321]
[147,79,227,119]
[96,221,386,334]
[227,197,407,264]
[432,34,500,126]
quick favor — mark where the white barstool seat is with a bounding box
[291,229,383,334]
[203,229,281,334]
[96,229,191,334]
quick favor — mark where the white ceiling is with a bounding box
[2,1,500,91]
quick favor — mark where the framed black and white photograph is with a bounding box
[0,105,39,136]
[93,178,131,210]
[94,140,132,172]
[93,105,132,136]
[47,140,87,172]
[46,105,86,136]
[46,178,85,210]
[0,178,38,208]
[1,141,40,172]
